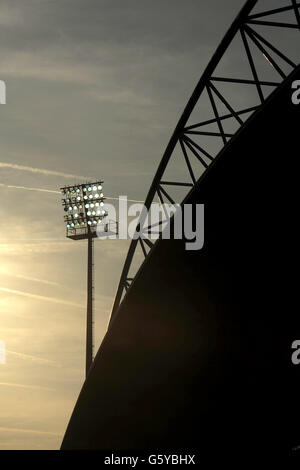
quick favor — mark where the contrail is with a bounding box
[0,162,91,180]
[13,273,59,286]
[0,182,145,202]
[6,349,60,366]
[107,196,146,203]
[0,287,84,309]
[0,183,60,194]
[0,382,56,392]
[0,269,60,286]
[0,426,61,436]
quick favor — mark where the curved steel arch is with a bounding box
[109,0,300,326]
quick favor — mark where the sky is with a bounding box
[0,0,299,450]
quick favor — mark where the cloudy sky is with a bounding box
[0,0,298,450]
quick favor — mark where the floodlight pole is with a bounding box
[86,228,94,378]
[60,180,108,378]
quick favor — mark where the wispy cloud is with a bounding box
[6,349,60,366]
[0,5,22,27]
[0,162,90,180]
[0,426,61,436]
[0,269,60,287]
[88,89,153,106]
[0,182,145,202]
[0,287,84,309]
[0,382,56,392]
[1,51,95,84]
[0,241,77,255]
[0,183,59,194]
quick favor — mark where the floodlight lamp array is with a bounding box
[60,181,107,230]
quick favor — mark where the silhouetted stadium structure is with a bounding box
[61,0,300,457]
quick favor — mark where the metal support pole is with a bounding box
[86,230,94,378]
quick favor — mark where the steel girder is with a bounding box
[109,0,300,326]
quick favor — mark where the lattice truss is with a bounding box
[110,0,300,322]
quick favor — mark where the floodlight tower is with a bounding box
[60,181,107,378]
